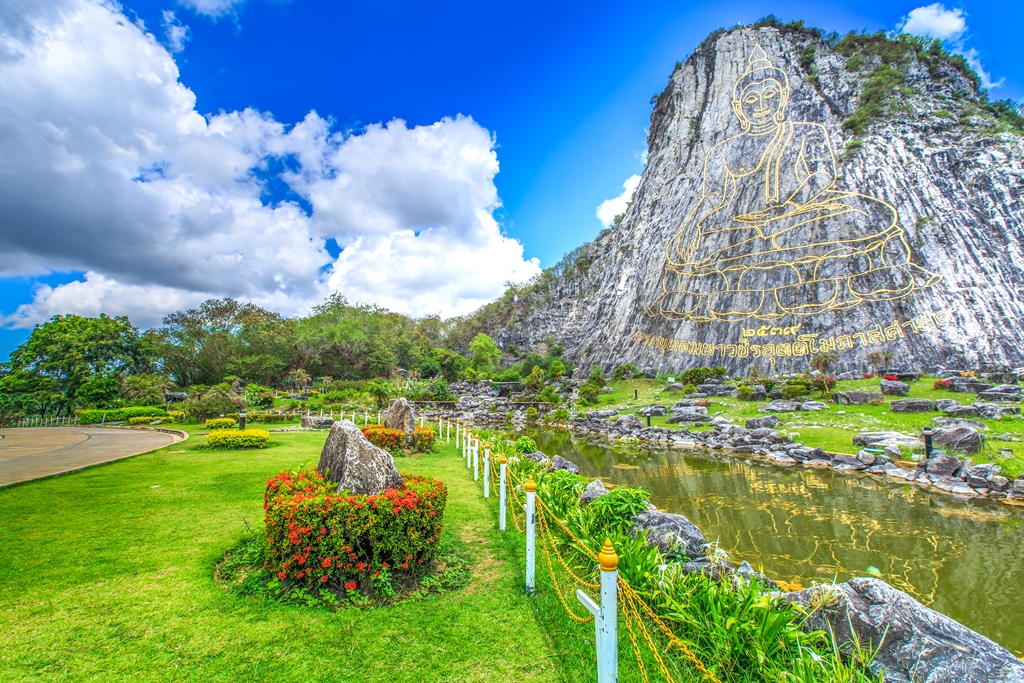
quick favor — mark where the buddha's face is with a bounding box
[732,78,789,129]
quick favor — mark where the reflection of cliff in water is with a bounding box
[519,427,1024,656]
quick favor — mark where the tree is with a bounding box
[865,350,894,375]
[469,333,501,372]
[524,366,547,393]
[290,368,311,391]
[366,380,393,409]
[6,314,153,412]
[810,351,839,375]
[548,359,566,383]
[76,377,122,408]
[121,374,172,405]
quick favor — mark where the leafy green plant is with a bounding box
[550,408,571,423]
[514,436,537,454]
[207,428,270,449]
[525,406,539,421]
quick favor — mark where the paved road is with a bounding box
[0,427,185,487]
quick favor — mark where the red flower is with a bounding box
[322,557,332,568]
[278,571,287,580]
[345,581,357,591]
[320,575,329,583]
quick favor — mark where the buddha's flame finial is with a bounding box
[746,44,774,72]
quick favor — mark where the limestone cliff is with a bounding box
[482,24,1024,375]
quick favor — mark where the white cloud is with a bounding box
[162,10,190,53]
[0,0,540,328]
[960,47,1005,89]
[177,0,246,19]
[897,4,966,41]
[596,175,641,228]
[896,4,1003,90]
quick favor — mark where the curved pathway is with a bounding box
[0,427,184,487]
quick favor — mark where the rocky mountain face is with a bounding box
[488,25,1024,375]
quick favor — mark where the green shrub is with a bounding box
[167,410,185,422]
[678,367,726,386]
[207,428,270,449]
[514,436,537,455]
[186,394,240,421]
[682,383,697,394]
[612,364,639,381]
[75,406,167,424]
[430,378,452,401]
[127,416,173,425]
[205,417,238,429]
[535,385,561,405]
[525,407,539,421]
[263,470,446,594]
[550,408,571,423]
[781,382,811,400]
[577,381,601,405]
[588,366,606,387]
[737,386,756,401]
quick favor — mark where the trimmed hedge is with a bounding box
[205,417,238,430]
[412,427,436,452]
[263,469,446,591]
[75,406,167,424]
[127,416,173,425]
[207,429,270,449]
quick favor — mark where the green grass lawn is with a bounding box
[580,376,1024,478]
[0,434,569,683]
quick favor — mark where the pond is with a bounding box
[516,426,1024,656]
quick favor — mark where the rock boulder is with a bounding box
[316,420,404,495]
[384,397,416,444]
[302,415,335,429]
[832,391,884,405]
[666,407,710,423]
[890,398,935,413]
[880,379,910,396]
[932,426,985,454]
[758,400,799,413]
[746,415,778,429]
[580,479,609,505]
[631,509,705,559]
[551,455,580,474]
[785,578,1024,683]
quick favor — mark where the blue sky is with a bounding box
[0,0,1020,359]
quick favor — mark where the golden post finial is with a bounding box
[483,442,491,450]
[525,477,537,492]
[598,538,618,572]
[499,455,507,464]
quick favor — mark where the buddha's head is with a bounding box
[732,45,790,131]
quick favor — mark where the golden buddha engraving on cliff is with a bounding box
[647,45,940,323]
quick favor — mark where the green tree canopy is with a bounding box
[468,333,501,371]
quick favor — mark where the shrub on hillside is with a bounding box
[577,381,601,405]
[933,379,952,390]
[781,383,811,400]
[263,470,447,594]
[612,363,639,381]
[187,394,240,421]
[678,366,727,386]
[550,408,571,423]
[206,417,238,430]
[207,428,270,449]
[525,407,539,421]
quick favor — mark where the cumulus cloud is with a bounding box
[897,4,1002,90]
[0,0,540,328]
[896,4,966,41]
[162,10,190,52]
[596,175,641,228]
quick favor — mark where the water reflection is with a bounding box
[519,426,1024,656]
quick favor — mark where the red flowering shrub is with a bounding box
[883,374,899,382]
[863,373,875,379]
[361,425,405,451]
[263,469,446,592]
[413,427,436,452]
[933,379,952,390]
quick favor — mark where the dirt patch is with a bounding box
[458,522,503,591]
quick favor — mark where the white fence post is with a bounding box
[483,445,490,498]
[377,411,381,424]
[499,456,507,530]
[576,539,619,683]
[526,477,537,593]
[438,417,442,437]
[446,420,450,443]
[473,440,479,481]
[466,432,473,469]
[455,424,460,448]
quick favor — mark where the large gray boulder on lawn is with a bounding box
[746,415,778,429]
[586,409,619,419]
[785,578,1024,683]
[932,426,986,454]
[920,453,962,477]
[853,431,921,449]
[880,379,910,396]
[890,398,936,413]
[302,415,335,429]
[631,509,705,559]
[638,405,668,417]
[758,400,800,413]
[384,397,416,443]
[832,391,884,405]
[666,406,709,423]
[317,420,404,495]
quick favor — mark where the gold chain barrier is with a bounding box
[462,435,720,683]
